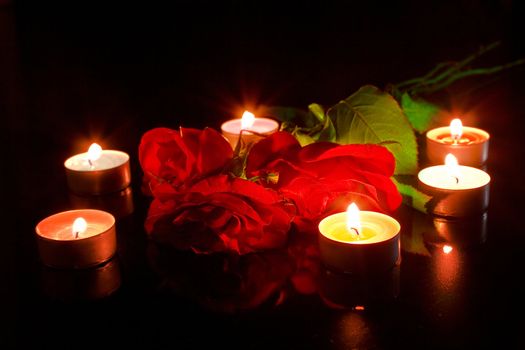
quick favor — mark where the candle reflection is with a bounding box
[433,242,460,291]
[400,206,488,256]
[432,213,488,248]
[41,257,121,301]
[442,245,453,254]
[337,311,376,349]
[319,264,400,309]
[69,186,134,219]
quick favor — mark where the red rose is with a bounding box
[138,127,233,195]
[145,175,292,255]
[246,131,401,218]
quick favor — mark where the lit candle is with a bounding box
[426,118,489,167]
[64,143,131,195]
[220,110,279,149]
[35,209,117,269]
[318,203,401,274]
[418,154,490,217]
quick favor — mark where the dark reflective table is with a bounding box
[6,2,525,349]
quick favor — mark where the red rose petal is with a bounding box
[246,131,301,175]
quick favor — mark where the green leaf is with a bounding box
[400,93,440,133]
[327,85,418,175]
[317,116,336,142]
[265,106,306,124]
[400,216,431,257]
[308,103,326,123]
[267,105,324,132]
[392,177,431,213]
[307,104,337,142]
[292,128,316,146]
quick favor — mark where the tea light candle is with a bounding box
[426,118,489,167]
[221,110,279,149]
[35,209,117,269]
[418,154,490,217]
[318,203,401,274]
[65,143,131,195]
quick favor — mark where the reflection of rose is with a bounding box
[148,243,294,313]
[145,175,292,255]
[247,132,401,220]
[139,127,233,195]
[286,225,321,295]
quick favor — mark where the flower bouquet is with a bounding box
[140,42,522,311]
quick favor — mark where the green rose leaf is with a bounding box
[291,128,316,146]
[327,85,418,175]
[308,103,337,142]
[267,106,318,128]
[308,103,325,123]
[400,92,440,133]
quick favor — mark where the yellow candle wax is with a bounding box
[318,205,401,274]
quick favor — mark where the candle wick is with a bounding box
[350,227,360,236]
[88,159,93,168]
[75,231,79,239]
[453,176,459,184]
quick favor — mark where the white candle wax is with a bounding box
[221,117,279,148]
[51,223,109,240]
[418,165,490,190]
[418,164,490,217]
[221,118,278,134]
[64,146,131,195]
[65,150,129,171]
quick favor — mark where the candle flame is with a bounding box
[450,118,463,141]
[346,203,361,237]
[72,217,88,238]
[87,143,102,162]
[445,153,461,183]
[241,110,255,130]
[443,245,453,254]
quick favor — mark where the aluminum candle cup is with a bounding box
[418,156,490,217]
[65,143,131,195]
[426,120,489,167]
[318,204,401,274]
[221,111,279,149]
[35,209,117,269]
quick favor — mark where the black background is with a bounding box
[4,1,525,349]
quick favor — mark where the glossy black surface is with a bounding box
[6,2,525,349]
